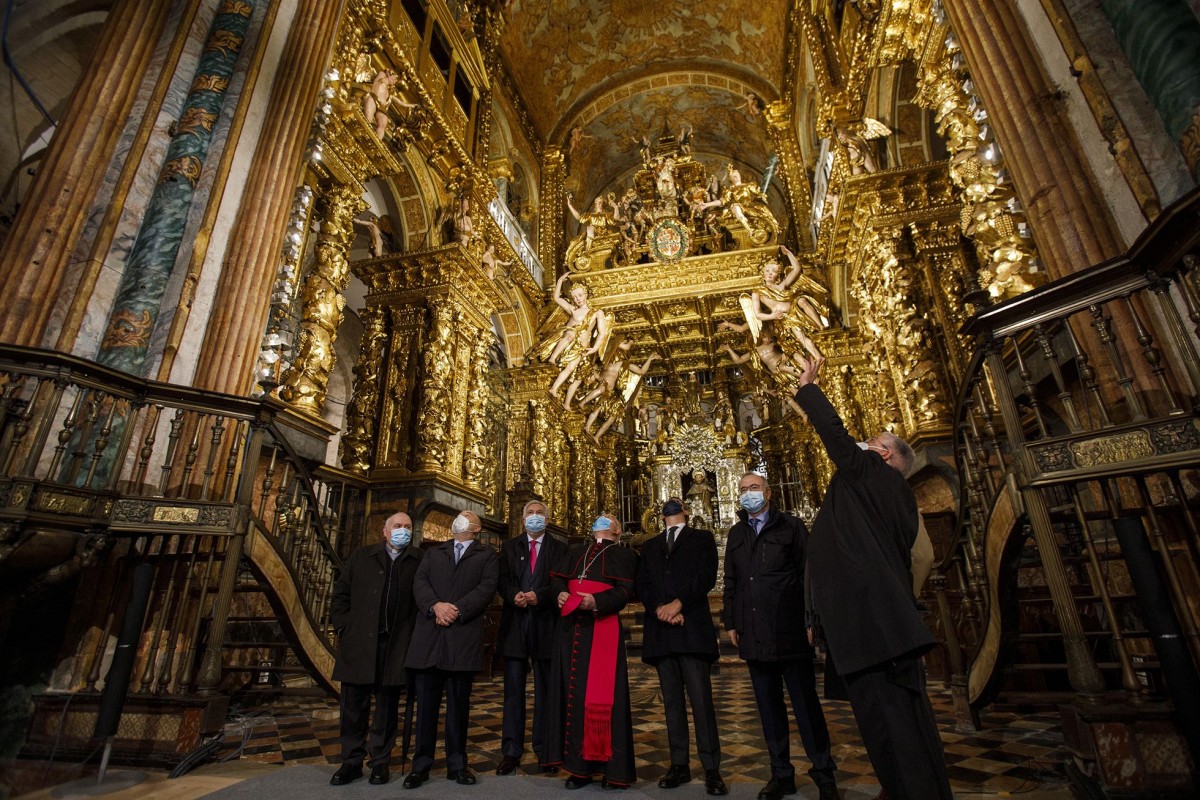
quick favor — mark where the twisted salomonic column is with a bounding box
[192,0,348,395]
[278,183,365,414]
[0,0,172,346]
[941,0,1124,276]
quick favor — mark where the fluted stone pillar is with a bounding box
[0,0,173,346]
[192,0,348,395]
[941,0,1124,277]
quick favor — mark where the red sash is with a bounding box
[561,577,619,762]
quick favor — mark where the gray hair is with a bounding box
[522,499,547,517]
[882,433,916,477]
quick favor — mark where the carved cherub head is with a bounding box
[569,284,589,307]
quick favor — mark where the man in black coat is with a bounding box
[635,498,726,796]
[794,357,952,800]
[723,474,838,800]
[496,499,565,775]
[329,511,423,786]
[403,510,499,788]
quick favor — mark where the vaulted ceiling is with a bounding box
[499,0,791,203]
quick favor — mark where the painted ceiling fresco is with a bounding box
[496,0,794,245]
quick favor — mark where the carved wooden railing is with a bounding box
[0,346,359,699]
[942,188,1200,720]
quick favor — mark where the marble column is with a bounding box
[942,0,1125,277]
[192,0,348,395]
[0,0,173,346]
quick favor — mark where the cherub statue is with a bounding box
[742,245,829,362]
[362,69,416,139]
[568,338,659,410]
[720,327,806,415]
[549,302,609,398]
[565,193,613,249]
[582,353,649,443]
[481,243,513,279]
[568,126,593,156]
[633,135,653,168]
[741,91,762,119]
[353,213,387,258]
[835,118,892,174]
[534,273,595,366]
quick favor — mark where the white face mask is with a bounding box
[451,514,472,535]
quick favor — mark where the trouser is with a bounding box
[747,657,836,786]
[501,655,551,761]
[655,654,721,772]
[843,654,953,800]
[411,668,474,774]
[338,639,403,768]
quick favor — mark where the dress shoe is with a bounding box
[330,763,363,786]
[402,771,429,789]
[496,756,520,776]
[601,779,627,790]
[541,764,560,774]
[448,768,477,785]
[705,770,728,796]
[757,776,797,800]
[564,775,594,789]
[817,784,840,800]
[658,765,692,789]
[368,765,390,785]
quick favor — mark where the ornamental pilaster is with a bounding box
[463,328,493,488]
[377,304,425,470]
[416,302,457,471]
[339,306,387,473]
[538,147,567,275]
[763,102,815,248]
[279,183,367,414]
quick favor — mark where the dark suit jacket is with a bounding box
[795,383,935,675]
[405,538,499,673]
[636,524,719,664]
[331,542,423,685]
[497,532,565,660]
[722,506,814,661]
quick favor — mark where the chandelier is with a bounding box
[670,423,724,474]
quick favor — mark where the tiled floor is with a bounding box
[225,664,1070,796]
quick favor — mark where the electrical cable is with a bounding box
[2,0,57,127]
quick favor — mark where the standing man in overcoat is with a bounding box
[723,474,838,800]
[636,498,726,795]
[496,499,565,775]
[403,510,499,788]
[793,355,952,800]
[329,511,423,786]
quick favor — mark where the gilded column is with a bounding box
[463,330,492,488]
[339,306,387,474]
[763,102,815,246]
[96,1,258,375]
[378,305,424,469]
[910,221,972,382]
[538,147,566,275]
[595,444,618,516]
[279,184,366,413]
[941,0,1124,276]
[416,303,457,472]
[193,0,349,395]
[0,0,172,346]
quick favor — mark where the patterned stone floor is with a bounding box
[224,664,1070,796]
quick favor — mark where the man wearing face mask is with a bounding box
[635,498,725,795]
[329,511,423,786]
[496,500,566,775]
[546,513,638,789]
[722,475,838,800]
[403,510,499,788]
[794,357,951,800]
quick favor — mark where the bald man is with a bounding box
[403,510,499,788]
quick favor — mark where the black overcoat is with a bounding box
[497,532,565,660]
[404,538,499,673]
[636,525,719,664]
[721,506,814,662]
[330,542,423,685]
[795,383,936,675]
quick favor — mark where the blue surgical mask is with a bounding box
[591,516,613,533]
[525,514,546,533]
[739,491,766,514]
[389,526,411,548]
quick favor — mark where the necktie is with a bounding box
[666,526,678,551]
[455,541,465,564]
[529,538,538,573]
[751,517,761,536]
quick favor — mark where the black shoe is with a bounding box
[658,765,692,789]
[705,771,728,796]
[369,765,390,785]
[565,775,593,789]
[448,768,477,785]
[541,764,560,774]
[601,780,627,790]
[817,784,840,800]
[757,777,797,800]
[402,771,429,789]
[496,756,520,775]
[330,764,363,786]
